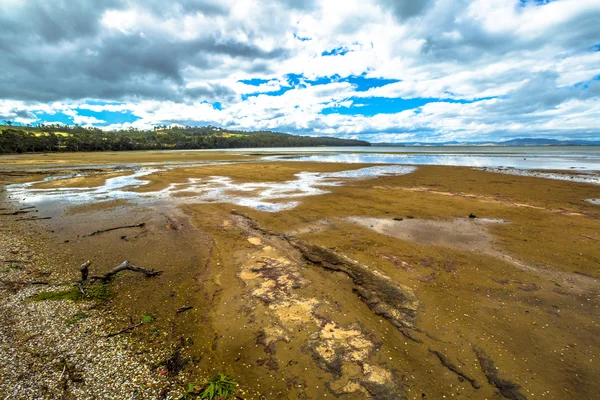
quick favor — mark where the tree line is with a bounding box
[0,125,370,153]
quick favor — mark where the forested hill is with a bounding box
[0,125,370,153]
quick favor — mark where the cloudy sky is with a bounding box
[1,0,599,142]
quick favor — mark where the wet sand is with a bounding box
[1,153,599,399]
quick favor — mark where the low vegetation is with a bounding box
[0,124,369,153]
[186,373,238,400]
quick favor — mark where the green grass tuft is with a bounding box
[186,373,238,400]
[141,314,154,323]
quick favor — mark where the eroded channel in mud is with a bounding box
[232,212,416,398]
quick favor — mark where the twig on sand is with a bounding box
[574,270,598,279]
[83,223,146,238]
[16,216,52,221]
[0,260,33,264]
[57,364,67,383]
[177,306,193,313]
[0,279,49,286]
[106,322,143,338]
[0,210,34,216]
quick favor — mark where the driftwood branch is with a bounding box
[0,210,35,216]
[78,260,162,294]
[78,261,92,294]
[79,261,92,281]
[106,322,143,337]
[83,222,146,238]
[89,261,163,282]
[0,279,49,286]
[16,216,52,221]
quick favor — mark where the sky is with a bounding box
[0,0,599,143]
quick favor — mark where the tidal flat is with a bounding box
[1,149,599,400]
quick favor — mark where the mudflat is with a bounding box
[1,151,599,400]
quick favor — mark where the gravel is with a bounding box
[0,221,186,399]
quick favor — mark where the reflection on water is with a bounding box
[176,145,600,156]
[481,168,600,185]
[588,199,600,205]
[274,152,600,171]
[6,166,416,212]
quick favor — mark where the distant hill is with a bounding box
[498,138,600,146]
[374,138,600,146]
[0,125,369,153]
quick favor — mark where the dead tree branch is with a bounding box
[83,222,146,238]
[106,322,143,338]
[90,261,163,282]
[0,210,34,216]
[16,216,52,221]
[78,260,162,294]
[78,261,92,294]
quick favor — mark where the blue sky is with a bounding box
[1,0,599,142]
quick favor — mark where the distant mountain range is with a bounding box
[373,138,600,146]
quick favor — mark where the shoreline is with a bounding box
[1,159,599,399]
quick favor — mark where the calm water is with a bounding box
[185,145,600,156]
[255,146,600,171]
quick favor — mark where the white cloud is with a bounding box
[1,0,599,141]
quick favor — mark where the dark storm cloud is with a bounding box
[0,0,121,44]
[0,0,287,102]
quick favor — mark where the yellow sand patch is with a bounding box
[363,363,394,385]
[247,237,262,246]
[272,298,319,325]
